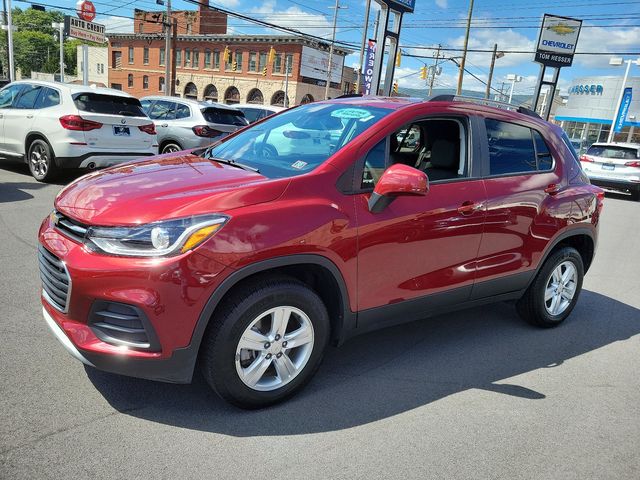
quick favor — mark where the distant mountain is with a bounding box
[398,87,532,106]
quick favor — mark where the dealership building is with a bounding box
[555,75,640,146]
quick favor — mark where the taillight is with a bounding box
[192,125,222,137]
[580,155,594,163]
[138,123,156,135]
[624,160,640,167]
[59,115,102,131]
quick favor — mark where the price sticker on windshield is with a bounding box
[330,108,373,120]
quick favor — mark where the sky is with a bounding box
[20,0,640,97]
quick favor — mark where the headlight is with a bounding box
[85,214,228,257]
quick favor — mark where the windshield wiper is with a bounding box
[206,155,260,173]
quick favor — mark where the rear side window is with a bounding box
[175,103,191,119]
[202,107,247,126]
[241,108,264,123]
[36,88,60,109]
[73,93,145,117]
[486,120,554,175]
[586,145,638,159]
[15,86,42,109]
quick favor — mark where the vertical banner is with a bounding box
[362,39,377,95]
[614,87,633,133]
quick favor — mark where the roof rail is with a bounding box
[429,94,541,119]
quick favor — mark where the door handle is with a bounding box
[457,201,483,215]
[27,114,34,119]
[544,183,561,195]
[161,123,168,128]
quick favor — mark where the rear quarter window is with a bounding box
[202,107,247,126]
[73,93,146,117]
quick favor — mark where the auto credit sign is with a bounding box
[64,15,105,43]
[534,14,582,67]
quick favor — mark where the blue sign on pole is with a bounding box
[614,87,633,133]
[362,39,377,95]
[386,0,416,13]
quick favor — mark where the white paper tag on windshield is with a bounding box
[291,160,308,169]
[330,108,372,120]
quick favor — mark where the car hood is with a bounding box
[55,153,289,225]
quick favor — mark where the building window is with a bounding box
[259,52,267,72]
[176,49,182,67]
[111,83,123,90]
[128,74,133,88]
[204,49,211,69]
[143,75,149,90]
[192,49,199,68]
[213,50,220,69]
[235,51,242,71]
[138,22,144,34]
[128,46,134,64]
[112,51,122,69]
[249,52,257,72]
[273,54,282,73]
[159,76,165,91]
[143,47,149,65]
[286,54,293,74]
[185,49,191,67]
[159,48,165,66]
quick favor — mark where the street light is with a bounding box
[507,73,522,104]
[607,57,640,143]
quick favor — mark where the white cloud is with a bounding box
[214,0,240,6]
[574,25,640,68]
[102,16,134,34]
[435,0,448,8]
[250,1,333,37]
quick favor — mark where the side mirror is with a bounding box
[368,164,429,213]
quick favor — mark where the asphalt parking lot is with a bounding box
[1,162,639,480]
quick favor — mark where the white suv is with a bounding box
[0,81,157,181]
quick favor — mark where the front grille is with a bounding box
[89,301,160,351]
[38,245,71,312]
[53,211,88,243]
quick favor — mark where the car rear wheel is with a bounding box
[517,246,584,328]
[28,139,58,182]
[200,276,330,409]
[161,142,182,154]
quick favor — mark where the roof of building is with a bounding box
[107,33,353,55]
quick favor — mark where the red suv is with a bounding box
[39,96,604,408]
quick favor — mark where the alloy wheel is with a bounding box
[30,144,49,178]
[544,261,578,316]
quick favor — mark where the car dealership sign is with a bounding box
[64,15,105,43]
[535,14,582,67]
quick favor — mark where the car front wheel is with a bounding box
[517,246,584,327]
[200,276,330,409]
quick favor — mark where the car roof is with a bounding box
[591,142,640,149]
[234,103,285,112]
[140,95,242,112]
[9,80,135,98]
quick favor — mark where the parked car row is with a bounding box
[0,80,285,181]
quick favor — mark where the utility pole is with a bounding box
[428,44,441,96]
[485,43,499,99]
[6,0,14,81]
[456,0,474,95]
[284,54,289,108]
[325,0,345,100]
[164,0,171,95]
[356,0,371,94]
[82,45,89,85]
[51,21,65,82]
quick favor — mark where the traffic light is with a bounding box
[268,47,276,64]
[262,66,268,76]
[223,46,231,64]
[232,60,237,71]
[393,82,399,95]
[395,50,401,67]
[420,66,427,80]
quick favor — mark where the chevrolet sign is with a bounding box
[535,14,582,67]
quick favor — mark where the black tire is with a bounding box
[200,276,330,409]
[517,246,584,328]
[161,142,182,154]
[27,138,58,182]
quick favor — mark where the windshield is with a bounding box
[204,103,391,178]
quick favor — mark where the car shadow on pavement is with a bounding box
[0,163,85,199]
[86,290,640,436]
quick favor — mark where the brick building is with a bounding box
[108,3,350,106]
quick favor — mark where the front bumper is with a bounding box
[38,216,231,383]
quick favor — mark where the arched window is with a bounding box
[184,82,198,99]
[247,88,264,104]
[300,94,314,104]
[203,84,218,102]
[224,86,240,104]
[270,90,288,107]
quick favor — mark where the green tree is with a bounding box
[12,30,58,76]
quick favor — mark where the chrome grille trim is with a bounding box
[38,245,71,313]
[52,211,88,242]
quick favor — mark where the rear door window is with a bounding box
[175,103,191,119]
[148,100,176,120]
[14,85,42,109]
[73,93,146,117]
[486,119,556,175]
[202,107,247,126]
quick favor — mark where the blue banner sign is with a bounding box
[385,0,416,13]
[362,39,377,95]
[614,87,632,133]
